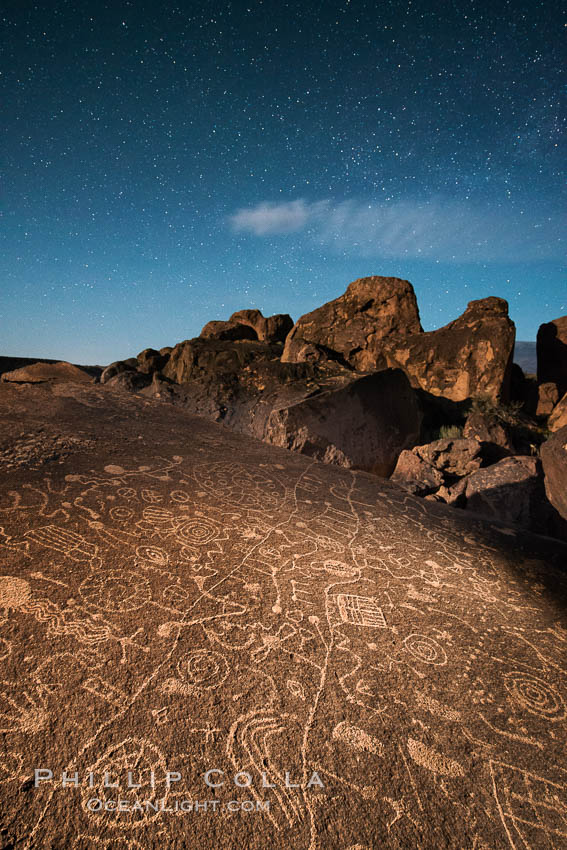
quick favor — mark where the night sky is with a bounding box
[2,0,565,364]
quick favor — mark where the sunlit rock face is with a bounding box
[378,297,516,403]
[282,276,423,369]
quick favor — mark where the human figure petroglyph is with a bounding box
[0,444,565,850]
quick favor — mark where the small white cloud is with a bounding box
[229,199,314,235]
[228,197,563,262]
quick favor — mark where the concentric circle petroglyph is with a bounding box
[136,545,168,565]
[403,633,448,666]
[176,649,229,690]
[175,517,218,545]
[504,672,566,720]
[79,571,151,612]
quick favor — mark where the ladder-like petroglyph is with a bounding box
[0,383,565,849]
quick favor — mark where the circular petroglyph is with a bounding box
[109,506,134,522]
[176,517,218,546]
[0,576,32,611]
[170,489,191,503]
[504,672,566,720]
[403,634,447,666]
[104,465,125,475]
[82,738,168,829]
[117,487,137,499]
[177,649,229,690]
[142,506,174,524]
[79,571,151,612]
[193,461,285,510]
[136,545,168,566]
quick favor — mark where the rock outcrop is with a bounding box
[282,276,422,369]
[536,382,559,417]
[136,347,170,374]
[537,315,567,398]
[199,320,258,341]
[379,298,516,403]
[99,358,138,384]
[229,309,294,343]
[0,361,92,384]
[549,392,567,432]
[265,369,421,475]
[460,456,546,529]
[541,425,567,522]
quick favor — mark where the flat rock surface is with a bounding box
[0,382,566,850]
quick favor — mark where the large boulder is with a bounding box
[549,392,567,432]
[100,358,138,384]
[137,348,169,374]
[414,437,484,478]
[390,450,445,495]
[541,425,567,522]
[461,456,546,529]
[104,371,152,392]
[0,361,92,384]
[537,315,567,398]
[282,276,422,369]
[199,321,258,342]
[380,297,516,403]
[536,382,559,417]
[163,338,282,384]
[463,407,514,451]
[229,309,294,343]
[264,369,421,475]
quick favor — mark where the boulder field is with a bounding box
[3,276,567,538]
[0,379,566,850]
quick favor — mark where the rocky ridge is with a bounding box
[3,277,567,540]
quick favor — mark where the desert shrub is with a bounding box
[437,424,464,440]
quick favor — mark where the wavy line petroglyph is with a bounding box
[0,420,563,850]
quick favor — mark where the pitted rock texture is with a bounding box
[282,276,422,370]
[378,297,516,403]
[0,380,566,850]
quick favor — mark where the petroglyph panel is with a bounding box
[0,385,566,850]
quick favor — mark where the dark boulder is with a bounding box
[541,425,567,523]
[390,450,445,495]
[264,369,421,476]
[459,456,563,537]
[537,315,567,398]
[100,359,138,384]
[414,437,484,478]
[199,321,258,342]
[137,348,170,374]
[229,309,294,343]
[104,371,152,392]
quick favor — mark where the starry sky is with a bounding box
[2,0,565,364]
